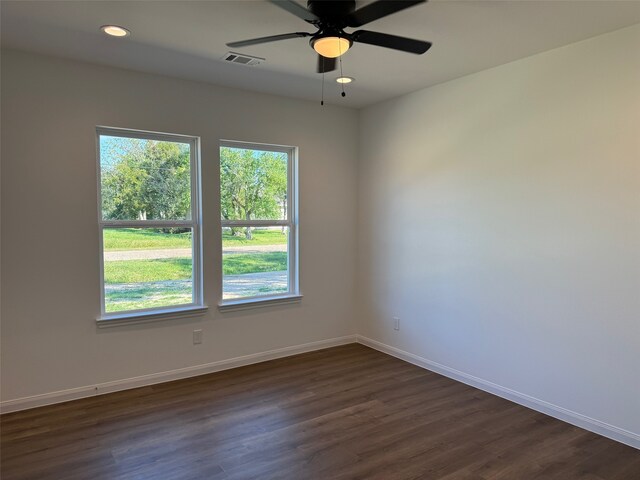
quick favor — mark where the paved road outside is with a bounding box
[104,244,286,261]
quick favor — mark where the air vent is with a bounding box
[222,52,264,66]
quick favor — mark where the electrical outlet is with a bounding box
[193,329,203,345]
[393,317,400,331]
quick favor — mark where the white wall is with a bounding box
[357,24,640,442]
[0,50,358,403]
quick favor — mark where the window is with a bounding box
[219,141,299,305]
[97,127,202,319]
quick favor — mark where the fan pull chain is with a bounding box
[339,38,346,98]
[321,56,325,106]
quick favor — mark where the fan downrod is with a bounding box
[307,1,356,23]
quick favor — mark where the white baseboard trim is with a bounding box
[0,335,358,414]
[356,335,640,450]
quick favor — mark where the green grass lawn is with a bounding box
[104,253,287,284]
[104,229,191,251]
[223,252,287,275]
[222,229,287,247]
[104,228,286,251]
[104,258,193,283]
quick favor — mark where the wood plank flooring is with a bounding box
[1,344,639,479]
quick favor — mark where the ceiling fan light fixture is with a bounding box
[313,36,351,58]
[336,76,354,84]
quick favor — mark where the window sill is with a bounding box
[96,305,209,328]
[218,294,303,312]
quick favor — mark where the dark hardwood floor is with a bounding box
[1,344,638,479]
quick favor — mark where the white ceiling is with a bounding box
[2,0,640,108]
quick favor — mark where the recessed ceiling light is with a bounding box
[101,25,130,37]
[336,76,354,84]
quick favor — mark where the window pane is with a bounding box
[100,135,191,221]
[222,227,289,299]
[220,146,288,221]
[103,228,193,312]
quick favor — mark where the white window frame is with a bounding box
[96,126,205,324]
[218,140,300,310]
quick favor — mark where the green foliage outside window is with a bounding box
[220,147,287,238]
[101,138,191,223]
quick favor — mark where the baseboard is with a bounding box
[0,335,358,414]
[356,335,640,450]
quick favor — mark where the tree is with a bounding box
[101,141,286,240]
[101,139,191,230]
[220,147,287,239]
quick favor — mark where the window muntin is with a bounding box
[97,128,202,317]
[220,142,298,302]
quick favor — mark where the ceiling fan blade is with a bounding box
[317,55,336,74]
[347,0,426,28]
[352,30,431,54]
[268,0,319,23]
[226,32,311,48]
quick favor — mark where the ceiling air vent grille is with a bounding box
[222,52,264,66]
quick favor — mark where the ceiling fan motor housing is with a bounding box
[307,0,356,24]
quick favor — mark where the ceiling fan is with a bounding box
[226,0,432,74]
